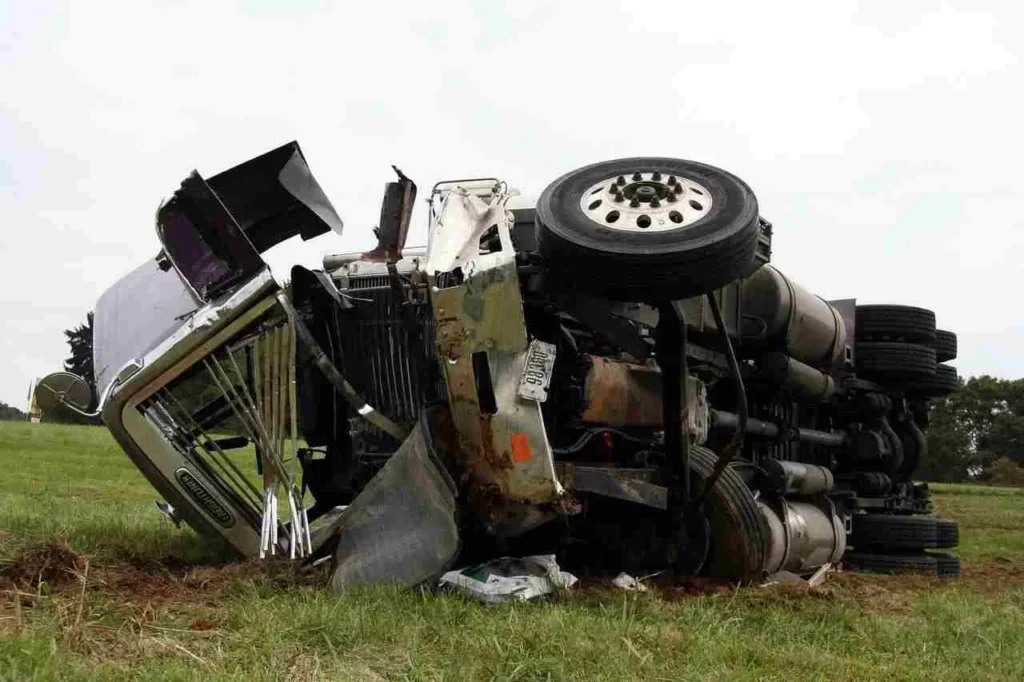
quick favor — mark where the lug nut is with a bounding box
[630,197,640,207]
[632,172,642,181]
[668,176,677,186]
[650,198,660,208]
[666,192,677,202]
[652,171,662,181]
[617,175,626,185]
[674,184,683,194]
[614,192,625,202]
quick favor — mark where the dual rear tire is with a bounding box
[844,514,960,578]
[853,305,958,396]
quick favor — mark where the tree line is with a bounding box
[921,375,1024,484]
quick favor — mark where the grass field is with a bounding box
[1,422,1023,681]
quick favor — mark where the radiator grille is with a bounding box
[336,281,444,446]
[347,275,391,290]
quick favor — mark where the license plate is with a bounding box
[518,340,557,402]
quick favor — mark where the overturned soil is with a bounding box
[1,541,327,608]
[3,541,1022,616]
[0,541,86,591]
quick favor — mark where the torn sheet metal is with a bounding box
[428,187,562,509]
[439,555,578,604]
[555,463,668,510]
[425,186,508,275]
[330,413,459,592]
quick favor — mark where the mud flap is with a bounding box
[329,411,459,592]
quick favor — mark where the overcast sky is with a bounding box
[2,0,1022,408]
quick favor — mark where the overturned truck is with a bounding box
[48,143,962,586]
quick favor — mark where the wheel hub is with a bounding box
[579,171,713,231]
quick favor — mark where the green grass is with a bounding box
[2,422,1024,681]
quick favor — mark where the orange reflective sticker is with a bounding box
[510,432,532,463]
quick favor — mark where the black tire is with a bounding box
[930,552,961,578]
[689,445,770,583]
[843,550,938,575]
[855,342,936,383]
[851,513,938,550]
[894,421,926,481]
[535,157,760,302]
[935,518,959,549]
[855,305,936,343]
[932,330,957,362]
[908,364,959,398]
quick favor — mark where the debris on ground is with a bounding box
[611,572,649,592]
[763,563,835,588]
[439,555,578,604]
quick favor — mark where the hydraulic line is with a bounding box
[696,292,747,505]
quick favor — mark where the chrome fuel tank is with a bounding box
[741,265,848,369]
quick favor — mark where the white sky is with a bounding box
[2,0,1022,408]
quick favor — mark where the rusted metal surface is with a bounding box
[580,357,708,443]
[428,187,562,508]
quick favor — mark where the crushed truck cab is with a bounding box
[50,143,960,586]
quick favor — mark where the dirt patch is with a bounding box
[6,536,1023,617]
[1,540,330,613]
[650,575,736,601]
[189,617,218,631]
[93,558,327,605]
[0,541,86,591]
[587,560,1024,613]
[959,559,1024,587]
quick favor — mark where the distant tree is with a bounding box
[0,400,27,422]
[59,312,102,425]
[922,375,1024,483]
[63,312,96,401]
[920,381,973,482]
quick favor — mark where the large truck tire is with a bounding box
[689,445,770,583]
[843,550,938,575]
[931,552,961,578]
[932,330,958,362]
[851,513,939,550]
[855,305,936,343]
[935,518,960,549]
[535,157,760,302]
[855,342,936,383]
[908,364,959,398]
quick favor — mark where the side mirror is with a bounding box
[363,166,417,263]
[34,372,95,420]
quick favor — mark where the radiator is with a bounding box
[337,279,445,446]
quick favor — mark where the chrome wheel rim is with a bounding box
[578,171,713,231]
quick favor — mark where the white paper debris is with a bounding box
[439,555,578,604]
